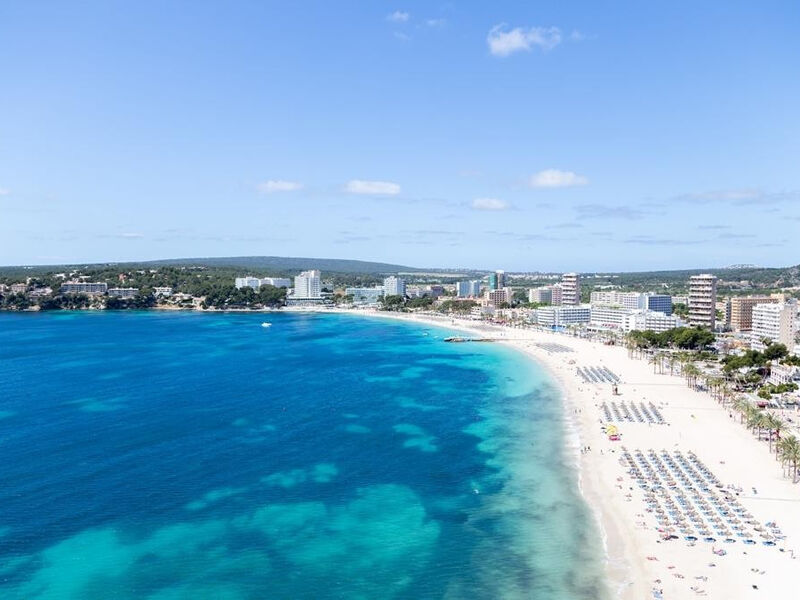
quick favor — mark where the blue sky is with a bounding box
[1,1,799,271]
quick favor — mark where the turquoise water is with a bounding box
[0,311,607,599]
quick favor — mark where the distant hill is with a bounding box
[0,256,423,276]
[141,256,422,274]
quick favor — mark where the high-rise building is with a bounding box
[488,270,506,291]
[551,284,563,306]
[560,273,581,306]
[457,280,482,298]
[688,274,717,329]
[294,270,322,299]
[751,303,797,350]
[730,296,780,332]
[383,276,406,297]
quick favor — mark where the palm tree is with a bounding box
[778,435,800,483]
[763,414,783,453]
[733,396,751,425]
[684,363,701,389]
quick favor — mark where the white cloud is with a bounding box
[120,232,144,239]
[0,188,10,196]
[487,25,562,57]
[529,169,588,188]
[472,197,509,211]
[387,11,409,23]
[256,180,303,193]
[345,180,401,195]
[425,18,446,27]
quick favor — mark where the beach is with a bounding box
[339,309,800,600]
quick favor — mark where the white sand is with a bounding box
[328,309,800,600]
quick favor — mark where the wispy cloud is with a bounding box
[718,232,756,240]
[530,169,588,188]
[393,31,411,42]
[697,224,731,230]
[487,25,562,56]
[674,188,800,206]
[471,197,510,211]
[387,10,409,23]
[345,180,401,195]
[256,180,303,193]
[624,235,703,246]
[546,222,583,229]
[575,204,645,220]
[425,18,446,27]
[120,232,144,239]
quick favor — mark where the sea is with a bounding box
[0,311,607,599]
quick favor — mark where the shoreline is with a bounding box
[325,308,800,600]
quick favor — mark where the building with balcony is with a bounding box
[688,274,717,329]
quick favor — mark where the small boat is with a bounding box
[261,322,272,328]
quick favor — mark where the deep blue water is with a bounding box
[0,311,606,599]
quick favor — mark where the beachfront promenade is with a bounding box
[346,309,800,600]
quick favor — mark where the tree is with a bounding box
[778,435,800,483]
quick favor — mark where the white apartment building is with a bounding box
[293,270,322,299]
[751,303,797,350]
[535,305,591,327]
[10,283,27,294]
[623,310,684,333]
[261,277,291,288]
[561,273,581,306]
[108,287,139,298]
[590,303,683,333]
[590,304,630,329]
[383,276,406,297]
[60,282,108,295]
[528,287,553,304]
[345,287,384,305]
[551,284,563,306]
[590,291,672,315]
[153,287,173,296]
[688,274,717,329]
[234,276,261,290]
[768,363,800,386]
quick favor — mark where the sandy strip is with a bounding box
[316,308,800,600]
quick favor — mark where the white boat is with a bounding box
[261,322,272,328]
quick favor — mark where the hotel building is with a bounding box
[345,287,384,306]
[488,270,506,291]
[60,282,108,295]
[457,280,482,298]
[293,270,322,299]
[535,305,591,327]
[108,288,139,298]
[234,276,261,290]
[730,296,779,332]
[688,274,717,329]
[560,273,581,306]
[528,286,553,304]
[751,303,797,350]
[383,276,406,297]
[261,277,291,288]
[486,287,513,307]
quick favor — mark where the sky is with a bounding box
[1,1,799,272]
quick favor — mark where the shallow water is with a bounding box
[0,311,607,599]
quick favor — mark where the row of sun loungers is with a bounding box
[601,401,666,424]
[621,448,784,547]
[534,342,573,353]
[577,365,619,384]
